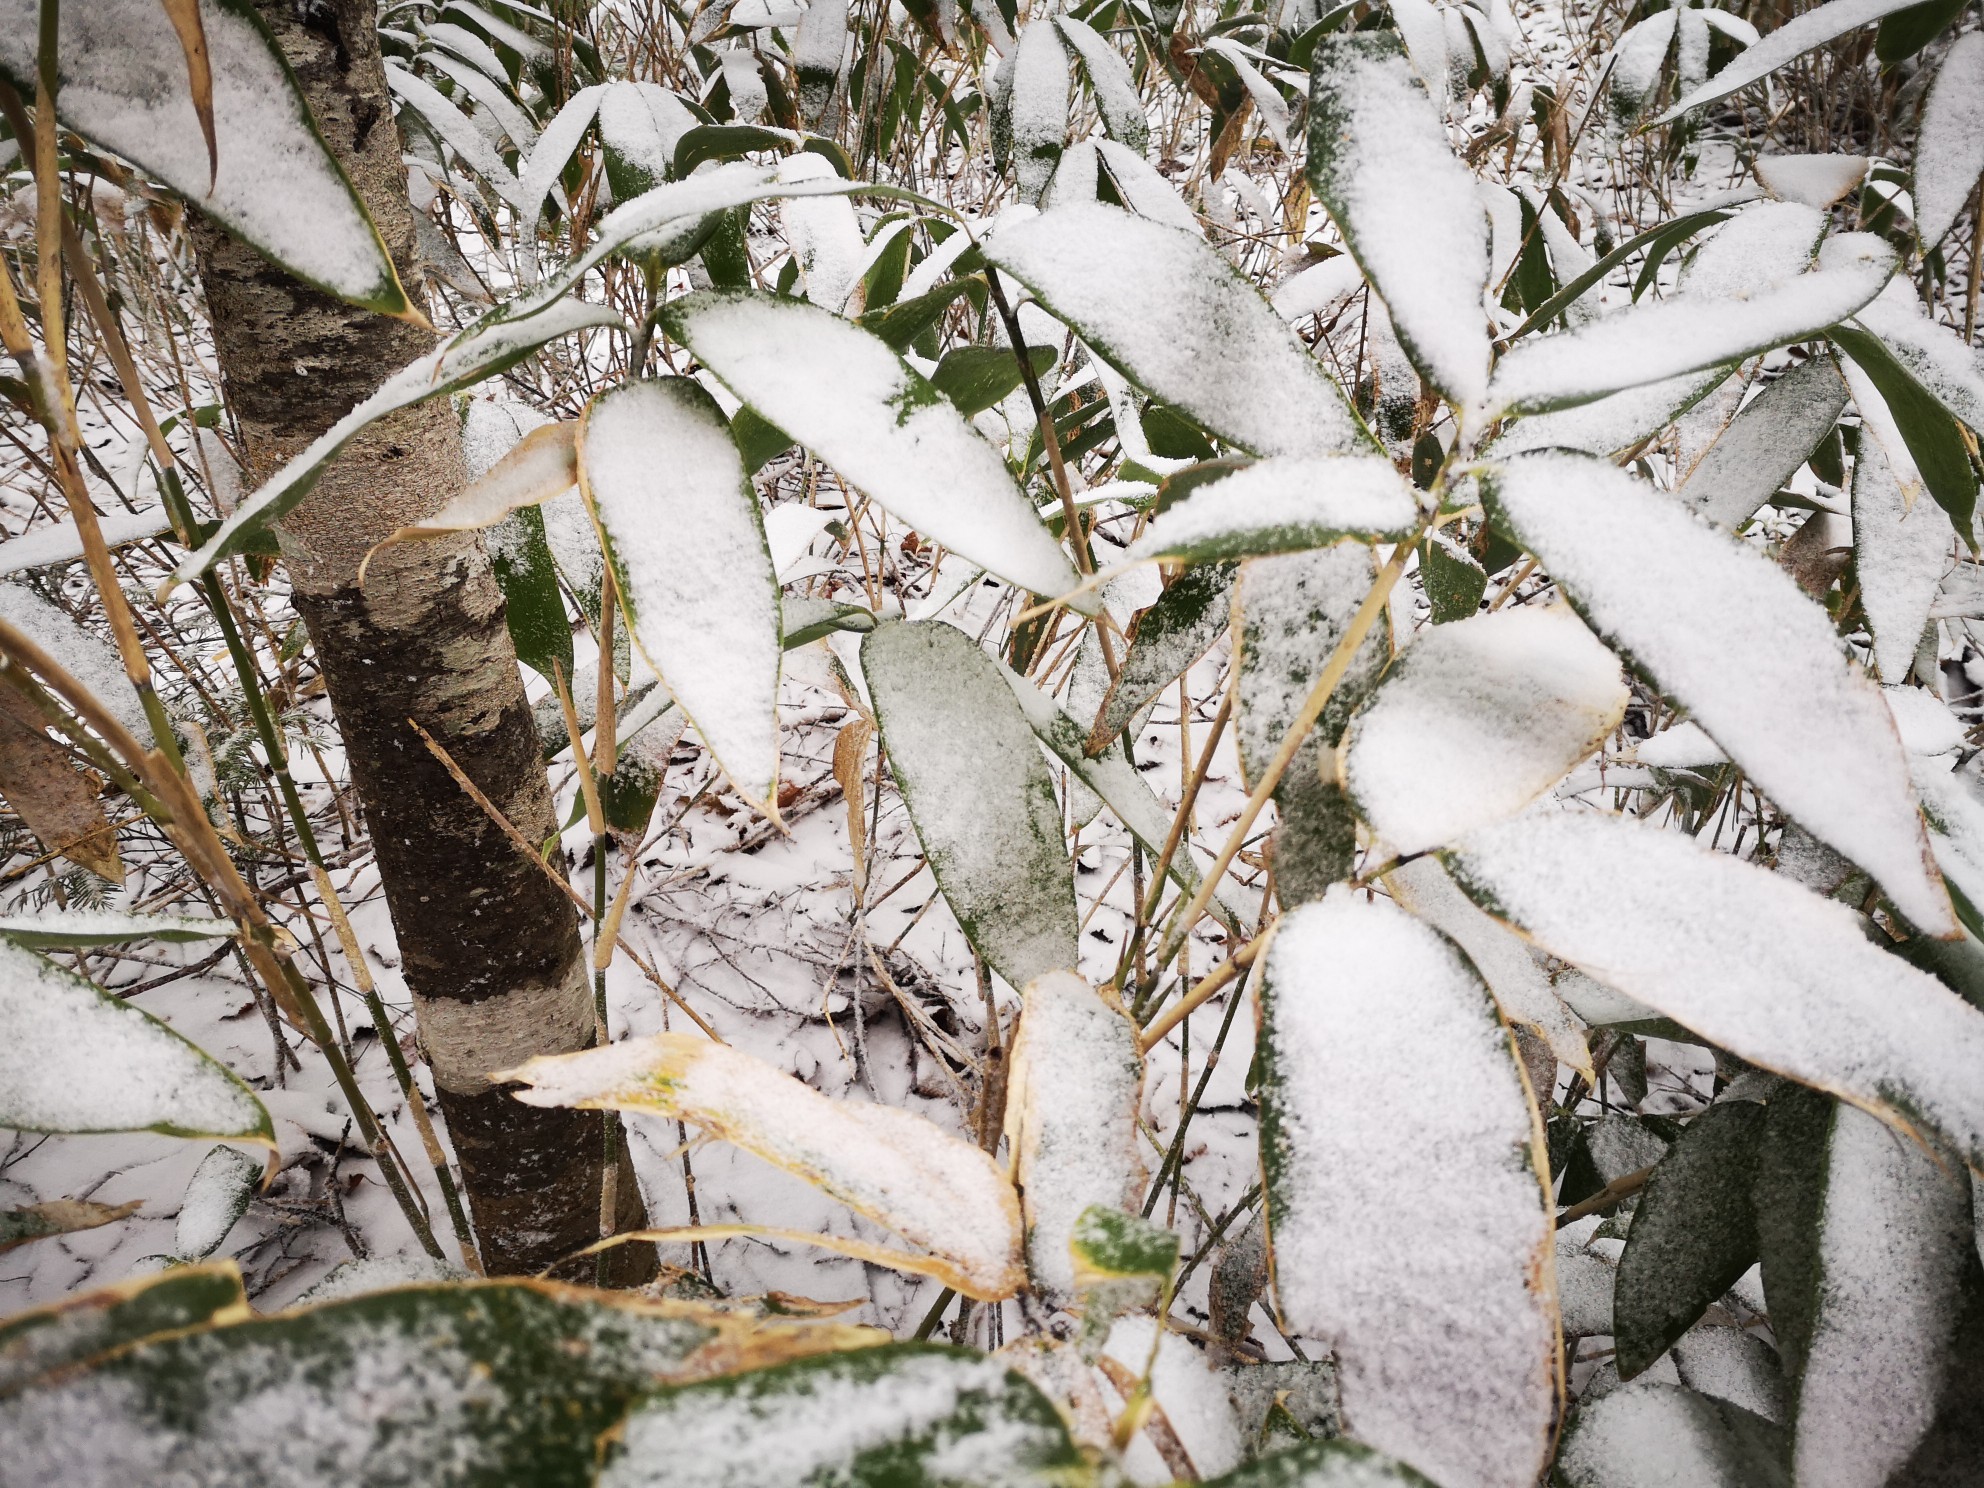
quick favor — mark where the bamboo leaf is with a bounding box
[502,1032,1026,1299]
[1087,563,1235,755]
[662,292,1086,606]
[581,378,783,813]
[1128,455,1420,564]
[861,620,1076,991]
[174,1144,260,1261]
[1482,451,1951,935]
[1915,34,1984,247]
[1260,887,1559,1488]
[0,690,124,884]
[1678,357,1847,530]
[0,938,273,1146]
[1557,1381,1789,1487]
[1200,1438,1440,1488]
[0,1198,143,1257]
[0,1263,247,1396]
[0,909,233,948]
[1443,808,1984,1169]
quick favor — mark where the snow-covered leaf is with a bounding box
[1129,455,1419,564]
[1755,154,1869,209]
[0,0,411,316]
[0,508,173,580]
[171,300,622,585]
[662,292,1085,605]
[1915,34,1984,248]
[1308,34,1492,405]
[1494,367,1737,462]
[0,939,272,1146]
[1259,887,1559,1488]
[1058,16,1149,154]
[0,910,234,949]
[1607,11,1679,125]
[1384,855,1593,1078]
[1207,39,1293,153]
[1003,972,1145,1305]
[0,1262,247,1395]
[1235,546,1389,902]
[1848,281,1984,435]
[1010,18,1070,204]
[515,83,605,222]
[1557,1381,1789,1487]
[1093,138,1201,234]
[1853,433,1952,684]
[503,1031,1025,1298]
[388,63,529,208]
[0,1280,867,1485]
[1443,809,1984,1167]
[1087,563,1234,754]
[1482,451,1950,934]
[1654,0,1933,125]
[1612,1100,1768,1378]
[862,620,1075,992]
[1833,307,1982,533]
[1489,234,1896,415]
[1340,605,1627,856]
[984,203,1369,457]
[174,1145,260,1261]
[580,379,782,813]
[780,154,868,311]
[600,1345,1084,1488]
[1679,357,1847,529]
[795,0,850,124]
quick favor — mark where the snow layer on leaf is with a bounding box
[1851,279,1984,435]
[1094,139,1200,235]
[1307,34,1492,405]
[779,153,867,311]
[1794,1104,1973,1488]
[517,84,605,223]
[1259,887,1558,1488]
[1444,809,1984,1167]
[1670,1326,1786,1425]
[0,582,151,745]
[1657,0,1948,124]
[862,621,1076,992]
[0,909,232,948]
[1853,434,1951,683]
[663,291,1083,605]
[1916,35,1984,248]
[1680,202,1825,299]
[1680,357,1846,529]
[174,1145,260,1261]
[1341,605,1627,855]
[605,1346,1082,1488]
[0,508,170,578]
[1385,855,1593,1077]
[1003,973,1145,1304]
[598,81,697,187]
[984,203,1368,457]
[1755,155,1869,209]
[0,939,271,1142]
[582,379,782,812]
[1495,367,1734,461]
[1557,1380,1789,1488]
[0,0,407,312]
[1058,17,1149,153]
[721,50,769,123]
[1489,234,1894,416]
[1131,455,1418,563]
[505,1032,1025,1298]
[1608,11,1678,123]
[1483,451,1950,934]
[388,64,526,207]
[1010,18,1070,204]
[1635,720,1726,768]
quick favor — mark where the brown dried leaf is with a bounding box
[156,0,217,191]
[0,689,123,883]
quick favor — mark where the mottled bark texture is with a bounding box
[190,0,650,1281]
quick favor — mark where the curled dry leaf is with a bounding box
[500,1034,1026,1299]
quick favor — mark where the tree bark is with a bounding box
[189,0,650,1282]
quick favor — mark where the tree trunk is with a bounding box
[189,0,650,1282]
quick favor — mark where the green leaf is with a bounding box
[1556,1381,1789,1487]
[1260,889,1558,1488]
[0,0,411,316]
[600,1344,1088,1488]
[862,620,1076,991]
[1443,809,1984,1170]
[1198,1437,1439,1488]
[0,910,233,948]
[983,203,1372,457]
[1876,0,1966,62]
[0,1263,247,1397]
[582,378,783,814]
[1481,451,1950,934]
[930,343,1054,418]
[489,505,576,684]
[1088,562,1235,754]
[663,291,1085,606]
[780,595,877,648]
[1129,454,1421,564]
[1308,33,1493,404]
[170,300,621,585]
[1831,322,1979,534]
[1420,533,1487,622]
[1004,973,1147,1305]
[0,1280,866,1487]
[731,404,794,474]
[1613,1100,1769,1378]
[0,938,273,1147]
